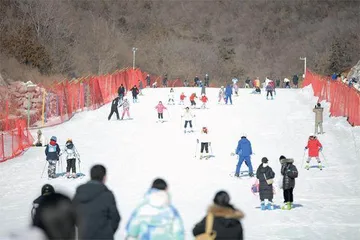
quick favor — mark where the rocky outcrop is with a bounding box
[347,60,360,91]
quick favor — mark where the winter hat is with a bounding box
[202,127,208,133]
[50,136,57,142]
[213,191,230,206]
[279,155,286,161]
[261,157,269,163]
[41,184,55,195]
[317,103,321,107]
[151,178,167,190]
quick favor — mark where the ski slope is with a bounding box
[0,87,359,240]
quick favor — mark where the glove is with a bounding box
[319,147,322,151]
[230,152,235,156]
[304,147,308,150]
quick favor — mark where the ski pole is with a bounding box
[194,141,199,158]
[180,116,183,129]
[301,150,306,168]
[320,151,328,166]
[210,143,213,155]
[41,161,47,178]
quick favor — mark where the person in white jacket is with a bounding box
[33,130,47,147]
[61,139,80,178]
[181,107,195,133]
[168,88,175,105]
[197,127,211,159]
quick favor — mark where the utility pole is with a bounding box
[300,57,307,78]
[132,47,138,69]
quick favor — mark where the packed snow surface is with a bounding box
[0,87,360,239]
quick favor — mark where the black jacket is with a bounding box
[280,158,298,190]
[72,181,121,240]
[256,164,275,200]
[45,143,60,161]
[118,86,125,95]
[193,204,244,240]
[111,97,120,110]
[130,87,139,96]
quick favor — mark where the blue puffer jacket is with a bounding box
[235,137,253,157]
[225,85,232,96]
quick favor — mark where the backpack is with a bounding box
[195,213,217,240]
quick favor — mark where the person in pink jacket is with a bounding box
[155,101,167,122]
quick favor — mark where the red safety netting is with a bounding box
[303,69,360,126]
[0,68,178,162]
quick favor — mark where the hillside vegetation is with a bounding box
[0,0,359,84]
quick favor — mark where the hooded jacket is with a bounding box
[235,137,252,157]
[126,189,184,240]
[313,106,324,123]
[306,138,322,157]
[280,158,298,190]
[225,85,232,96]
[193,204,244,240]
[182,110,194,121]
[72,181,121,240]
[62,142,80,160]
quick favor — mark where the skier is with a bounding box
[117,84,126,102]
[197,127,211,159]
[284,78,290,88]
[155,101,167,123]
[304,135,323,170]
[45,136,61,178]
[313,103,324,134]
[152,81,157,88]
[269,80,276,95]
[194,76,200,87]
[31,184,55,221]
[181,107,195,133]
[138,80,144,96]
[265,82,274,100]
[200,94,208,109]
[245,77,251,88]
[293,74,299,88]
[256,157,275,210]
[146,74,151,87]
[225,84,233,104]
[234,134,253,177]
[162,74,168,87]
[179,92,186,105]
[233,82,239,96]
[168,88,175,105]
[204,73,210,87]
[33,129,47,147]
[189,93,197,108]
[108,96,120,120]
[130,85,139,103]
[119,98,131,120]
[218,86,225,104]
[61,139,80,178]
[201,84,206,95]
[279,155,298,210]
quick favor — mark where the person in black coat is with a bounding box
[108,96,120,120]
[292,74,299,88]
[117,84,126,101]
[279,155,298,210]
[256,157,275,210]
[130,85,139,103]
[146,74,151,87]
[193,191,244,240]
[31,184,55,221]
[72,164,121,240]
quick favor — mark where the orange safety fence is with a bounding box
[303,69,360,126]
[1,68,180,162]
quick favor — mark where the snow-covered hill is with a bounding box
[0,87,359,239]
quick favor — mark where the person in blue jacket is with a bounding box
[235,135,254,177]
[225,84,233,104]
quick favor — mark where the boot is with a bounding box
[72,173,76,178]
[305,162,310,170]
[249,172,254,177]
[318,162,323,170]
[266,201,273,210]
[260,201,266,210]
[234,173,240,177]
[66,172,70,178]
[281,202,291,210]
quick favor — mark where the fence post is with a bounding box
[41,89,46,126]
[1,133,4,161]
[27,93,31,128]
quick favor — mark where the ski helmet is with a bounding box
[50,136,57,142]
[41,184,55,195]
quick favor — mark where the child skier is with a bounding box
[218,86,225,103]
[266,82,274,100]
[197,127,211,159]
[62,139,80,178]
[119,98,131,120]
[233,83,239,96]
[130,85,139,103]
[279,155,298,210]
[200,94,208,109]
[256,157,275,210]
[155,101,167,123]
[304,135,323,170]
[179,92,186,105]
[45,136,61,178]
[168,88,175,105]
[108,96,121,120]
[189,93,197,108]
[181,107,195,133]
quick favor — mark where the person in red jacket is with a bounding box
[304,135,323,170]
[200,94,208,109]
[190,93,197,108]
[179,93,186,105]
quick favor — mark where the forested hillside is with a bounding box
[0,0,359,84]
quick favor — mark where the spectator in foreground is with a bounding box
[73,164,121,240]
[125,178,184,240]
[33,192,76,240]
[193,191,244,240]
[31,184,55,221]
